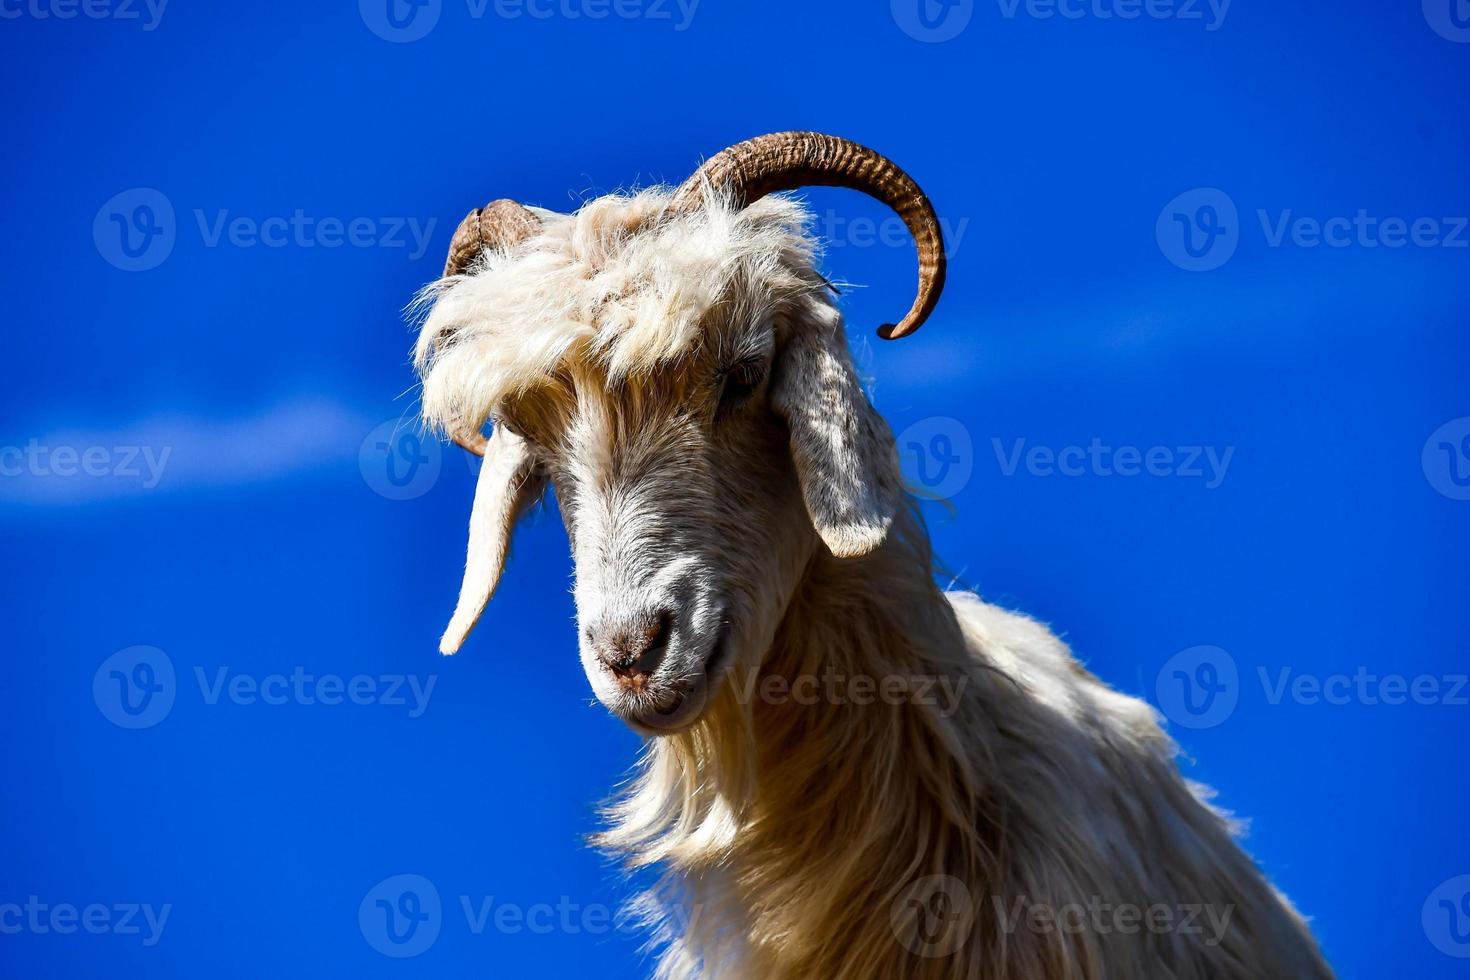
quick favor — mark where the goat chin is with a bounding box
[594,502,1334,980]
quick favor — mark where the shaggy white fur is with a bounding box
[412,189,1333,979]
[414,190,817,440]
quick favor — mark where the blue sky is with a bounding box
[1,1,1468,976]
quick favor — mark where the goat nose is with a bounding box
[591,610,675,688]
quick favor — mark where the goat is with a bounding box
[410,132,1332,979]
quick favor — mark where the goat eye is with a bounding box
[720,361,766,408]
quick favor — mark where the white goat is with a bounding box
[411,132,1332,979]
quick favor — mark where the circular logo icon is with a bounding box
[1423,875,1470,958]
[897,417,974,501]
[1422,417,1470,501]
[93,646,176,730]
[360,874,442,958]
[1155,645,1238,730]
[94,189,176,272]
[890,874,973,957]
[360,0,442,42]
[360,420,442,501]
[1424,0,1470,43]
[891,0,974,42]
[1157,188,1240,272]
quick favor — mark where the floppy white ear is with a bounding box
[772,309,902,559]
[440,427,544,655]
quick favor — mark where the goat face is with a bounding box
[416,133,944,734]
[486,298,900,734]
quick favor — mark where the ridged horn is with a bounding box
[670,132,946,340]
[440,199,543,455]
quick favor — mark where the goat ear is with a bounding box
[440,426,545,655]
[772,313,901,559]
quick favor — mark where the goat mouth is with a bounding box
[625,628,732,735]
[628,674,709,733]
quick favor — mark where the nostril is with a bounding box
[645,609,674,657]
[595,609,677,685]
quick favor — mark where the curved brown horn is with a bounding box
[443,199,543,277]
[670,132,946,340]
[440,199,543,455]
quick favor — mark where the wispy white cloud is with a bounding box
[872,256,1462,401]
[0,397,381,507]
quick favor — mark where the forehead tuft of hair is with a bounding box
[411,189,825,437]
